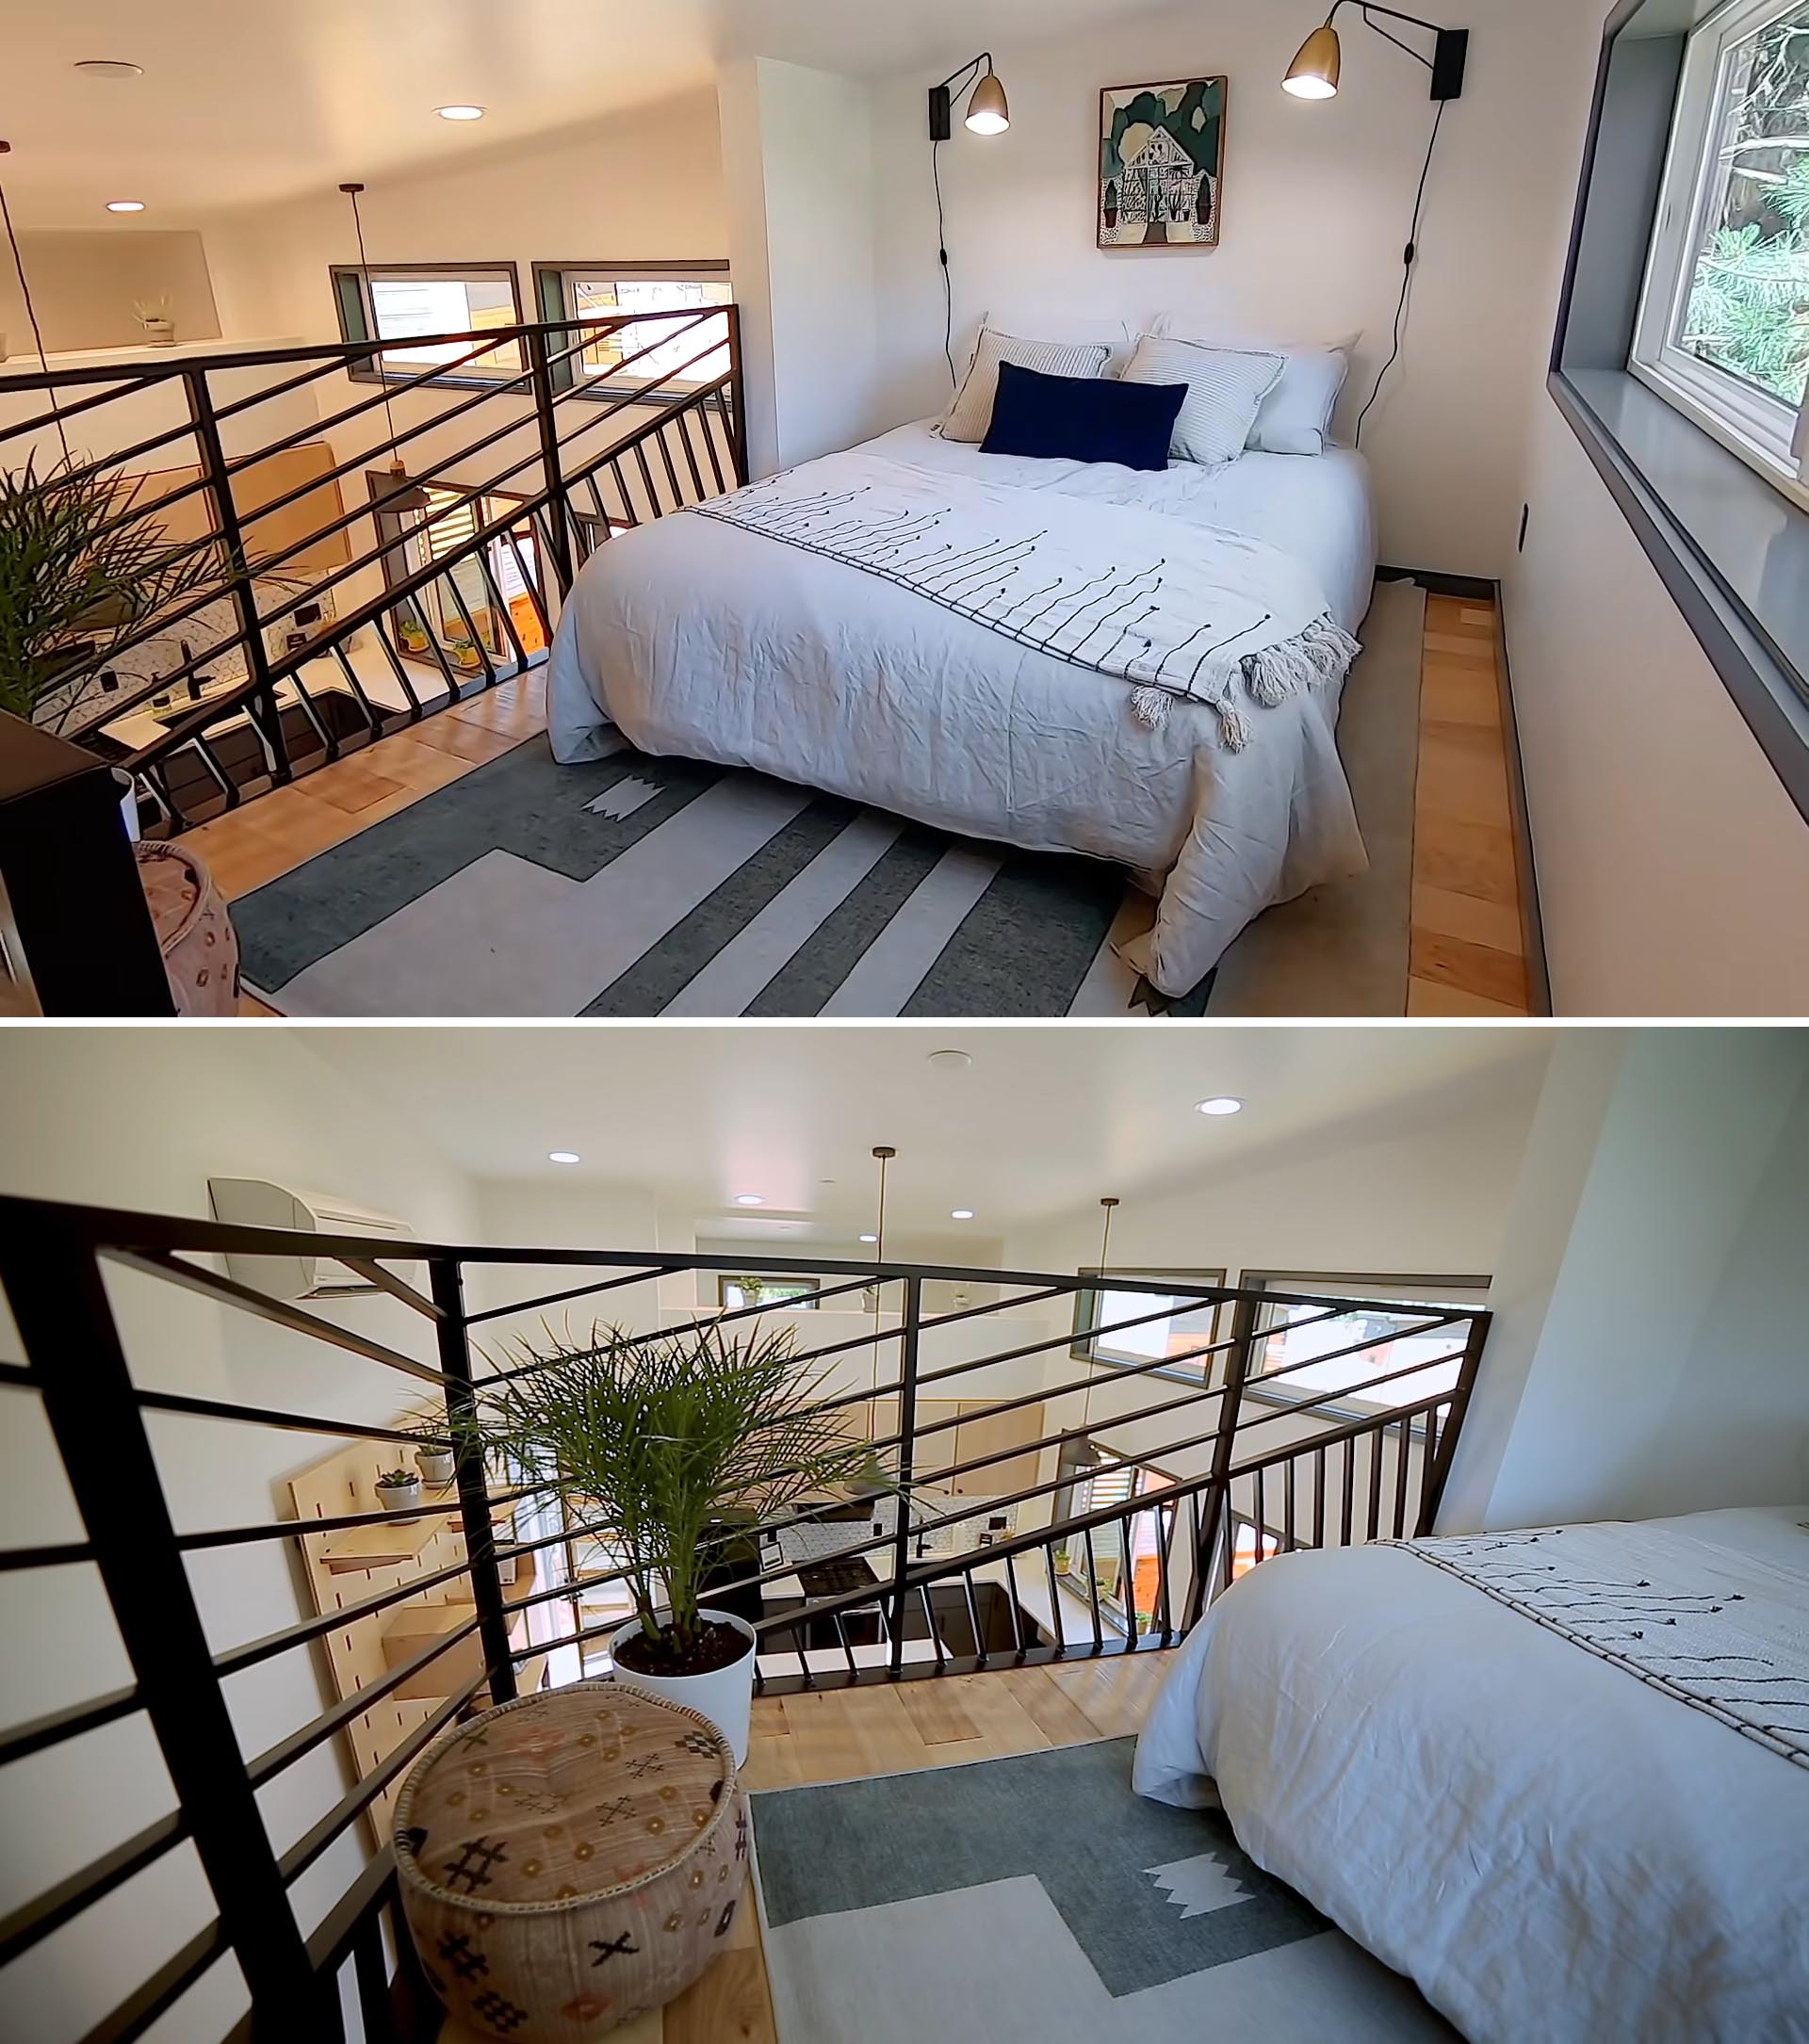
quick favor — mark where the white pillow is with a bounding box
[968,310,1139,375]
[1120,335,1284,466]
[941,328,1112,444]
[1152,316,1352,455]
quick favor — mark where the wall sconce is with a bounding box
[928,53,1010,139]
[1282,3,1467,101]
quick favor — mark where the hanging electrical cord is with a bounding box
[932,139,956,387]
[1353,96,1446,448]
[869,1145,895,1402]
[340,182,406,460]
[0,141,71,463]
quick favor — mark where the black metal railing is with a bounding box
[2,305,746,837]
[0,1196,1489,2042]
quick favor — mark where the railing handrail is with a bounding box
[0,307,725,395]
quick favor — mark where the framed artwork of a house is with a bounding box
[1099,78,1227,249]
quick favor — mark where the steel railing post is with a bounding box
[725,304,751,485]
[430,1255,518,1706]
[0,1215,328,2036]
[1183,1290,1259,1630]
[1415,1308,1491,1534]
[184,366,290,786]
[888,1274,923,1677]
[525,326,576,598]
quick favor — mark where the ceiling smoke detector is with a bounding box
[73,59,144,78]
[926,1048,972,1071]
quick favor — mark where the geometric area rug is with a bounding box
[230,582,1421,1019]
[750,1737,1456,2042]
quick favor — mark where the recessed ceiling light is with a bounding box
[547,1150,581,1164]
[73,59,144,79]
[735,1193,765,1207]
[951,1209,975,1221]
[926,1048,972,1071]
[859,1233,879,1243]
[105,201,145,214]
[1195,1097,1244,1117]
[435,104,486,121]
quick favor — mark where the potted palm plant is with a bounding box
[476,1319,882,1761]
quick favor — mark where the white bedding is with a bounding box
[547,423,1376,997]
[1133,1505,1809,2042]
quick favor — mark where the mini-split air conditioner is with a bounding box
[206,1177,420,1302]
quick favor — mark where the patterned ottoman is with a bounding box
[395,1680,747,2039]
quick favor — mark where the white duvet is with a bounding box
[547,423,1376,998]
[1133,1505,1809,2041]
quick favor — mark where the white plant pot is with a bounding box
[141,318,176,348]
[415,1448,456,1486]
[609,1608,757,1766]
[376,1479,422,1514]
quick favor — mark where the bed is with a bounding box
[1133,1504,1809,2042]
[546,419,1377,998]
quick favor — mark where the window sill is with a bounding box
[1549,365,1809,827]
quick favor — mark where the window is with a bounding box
[717,1274,821,1312]
[332,264,525,385]
[1633,0,1809,502]
[1051,1450,1175,1631]
[1069,1269,1227,1378]
[1243,1273,1490,1417]
[533,263,732,399]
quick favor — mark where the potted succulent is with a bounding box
[375,1467,424,1515]
[414,1438,457,1487]
[476,1319,883,1762]
[446,633,484,674]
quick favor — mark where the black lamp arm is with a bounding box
[1322,1,1469,99]
[929,51,997,140]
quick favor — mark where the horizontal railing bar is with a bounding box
[336,1257,443,1319]
[79,1922,228,2044]
[302,1841,398,1980]
[104,1246,454,1388]
[135,1386,451,1449]
[1,372,163,448]
[1227,1366,1462,1454]
[0,1684,141,1767]
[173,1483,544,1551]
[474,1272,888,1384]
[464,1263,679,1326]
[277,1677,481,1887]
[1230,1389,1453,1477]
[246,1607,484,1787]
[0,1540,94,1570]
[0,1810,186,1968]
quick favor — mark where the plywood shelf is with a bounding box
[317,1486,515,1572]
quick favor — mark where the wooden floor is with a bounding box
[441,1653,1171,2044]
[206,591,1538,1018]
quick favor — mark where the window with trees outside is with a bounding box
[1244,1273,1491,1418]
[1632,0,1809,502]
[534,263,732,398]
[331,265,525,385]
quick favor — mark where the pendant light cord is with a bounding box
[1080,1197,1119,1448]
[932,139,956,387]
[0,146,71,464]
[1353,96,1445,448]
[870,1146,894,1401]
[344,184,404,458]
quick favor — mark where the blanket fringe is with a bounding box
[1130,611,1360,750]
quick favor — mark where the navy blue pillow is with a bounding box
[980,359,1184,471]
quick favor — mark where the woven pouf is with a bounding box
[395,1680,747,2040]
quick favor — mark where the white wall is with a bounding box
[0,1033,480,2043]
[0,228,221,355]
[1506,398,1809,1015]
[720,60,880,475]
[862,0,1586,576]
[1442,1029,1809,1531]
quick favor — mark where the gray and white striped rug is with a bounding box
[233,582,1421,1018]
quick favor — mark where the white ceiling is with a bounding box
[0,0,1167,222]
[309,1026,1555,1245]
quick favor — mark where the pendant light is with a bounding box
[846,1145,896,1498]
[0,141,71,463]
[1072,1196,1119,1472]
[340,182,432,513]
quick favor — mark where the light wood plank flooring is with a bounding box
[207,592,1538,1018]
[440,1654,1169,2044]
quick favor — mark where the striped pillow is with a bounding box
[941,329,1112,444]
[1121,336,1285,465]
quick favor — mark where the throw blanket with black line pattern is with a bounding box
[1390,1523,1809,1770]
[689,452,1359,750]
